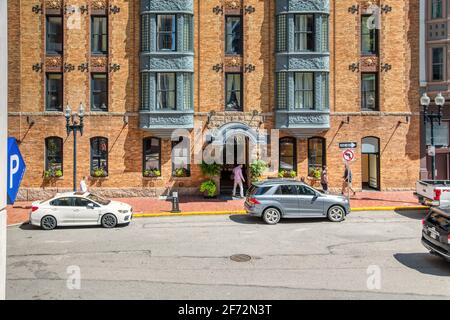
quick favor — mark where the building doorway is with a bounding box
[220,135,249,196]
[361,137,380,190]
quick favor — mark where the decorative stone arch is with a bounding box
[211,122,264,146]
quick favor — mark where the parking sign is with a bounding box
[7,138,26,205]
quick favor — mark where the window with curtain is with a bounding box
[276,15,287,52]
[91,73,108,111]
[143,138,161,172]
[225,16,242,54]
[294,14,314,52]
[156,73,176,110]
[294,73,314,109]
[90,137,108,176]
[361,15,378,55]
[361,73,378,110]
[432,47,444,81]
[308,137,326,176]
[45,137,63,174]
[157,15,176,51]
[91,16,108,54]
[172,137,191,177]
[226,73,242,111]
[432,0,443,19]
[279,137,297,172]
[46,16,63,54]
[46,73,63,111]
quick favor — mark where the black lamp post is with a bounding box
[65,102,85,192]
[421,92,446,180]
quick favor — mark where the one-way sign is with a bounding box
[339,142,357,149]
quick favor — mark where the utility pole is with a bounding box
[0,0,8,300]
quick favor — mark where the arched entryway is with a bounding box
[210,122,262,196]
[361,137,380,190]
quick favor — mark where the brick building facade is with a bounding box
[8,0,421,201]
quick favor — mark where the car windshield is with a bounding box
[87,193,111,206]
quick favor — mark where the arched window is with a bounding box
[143,137,161,177]
[308,137,326,176]
[90,137,108,177]
[279,137,297,173]
[45,137,63,175]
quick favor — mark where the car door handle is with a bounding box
[73,209,80,212]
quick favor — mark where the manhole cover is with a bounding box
[230,254,252,262]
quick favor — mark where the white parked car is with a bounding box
[29,192,133,230]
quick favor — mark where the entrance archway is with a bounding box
[209,122,262,196]
[361,137,380,190]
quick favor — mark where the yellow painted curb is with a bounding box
[133,206,429,218]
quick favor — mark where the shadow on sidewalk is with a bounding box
[393,253,450,276]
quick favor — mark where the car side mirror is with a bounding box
[87,203,95,209]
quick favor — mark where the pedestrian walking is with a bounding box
[80,176,88,193]
[232,164,245,198]
[341,164,356,196]
[321,165,329,193]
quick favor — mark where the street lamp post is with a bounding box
[421,92,446,180]
[65,103,85,192]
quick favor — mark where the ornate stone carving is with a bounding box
[360,56,379,72]
[275,111,331,131]
[277,0,330,14]
[46,56,62,72]
[224,0,241,10]
[141,54,194,72]
[91,57,108,68]
[91,0,108,10]
[276,55,329,71]
[45,0,62,10]
[141,0,194,13]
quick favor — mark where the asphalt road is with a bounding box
[5,210,450,300]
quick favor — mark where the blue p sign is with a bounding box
[7,138,26,205]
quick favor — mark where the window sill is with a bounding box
[143,176,163,180]
[172,176,191,180]
[90,176,109,180]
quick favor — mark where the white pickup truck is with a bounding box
[415,180,450,207]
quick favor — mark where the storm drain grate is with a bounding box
[230,254,252,262]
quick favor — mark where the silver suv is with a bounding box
[244,179,351,225]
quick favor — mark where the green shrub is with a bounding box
[250,160,268,181]
[200,179,217,198]
[200,161,222,178]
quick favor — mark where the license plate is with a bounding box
[428,228,440,240]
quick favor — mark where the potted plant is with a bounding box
[93,168,108,178]
[200,161,222,178]
[278,169,297,178]
[43,168,63,179]
[199,179,217,198]
[250,159,268,182]
[174,168,189,178]
[309,168,322,180]
[143,169,161,178]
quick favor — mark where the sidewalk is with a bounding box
[6,191,426,226]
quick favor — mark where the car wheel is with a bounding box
[101,213,118,228]
[327,205,345,222]
[41,215,57,230]
[262,208,281,225]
